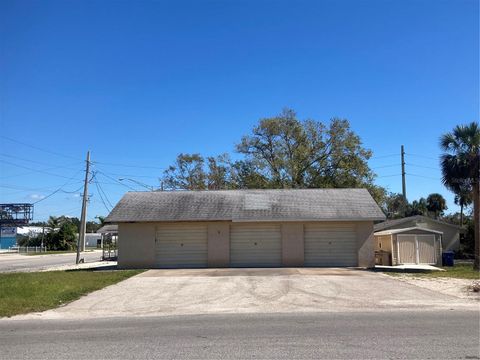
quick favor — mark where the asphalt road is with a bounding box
[0,311,478,359]
[0,251,103,272]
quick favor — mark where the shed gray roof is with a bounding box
[374,215,462,232]
[97,224,118,233]
[105,188,385,223]
[374,226,443,236]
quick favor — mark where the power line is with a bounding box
[371,164,399,170]
[95,169,137,190]
[0,135,82,161]
[0,153,82,168]
[408,173,440,181]
[31,169,84,204]
[91,167,161,180]
[97,181,114,208]
[407,163,440,171]
[93,160,167,170]
[0,159,84,180]
[93,175,111,212]
[370,154,398,160]
[376,174,401,178]
[0,182,83,192]
[406,153,438,161]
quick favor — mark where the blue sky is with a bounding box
[0,0,478,221]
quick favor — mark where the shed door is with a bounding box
[230,224,282,267]
[397,235,417,264]
[417,235,436,264]
[304,223,357,267]
[155,223,208,268]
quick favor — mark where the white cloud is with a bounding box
[28,194,45,200]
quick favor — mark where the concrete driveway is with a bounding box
[12,268,478,320]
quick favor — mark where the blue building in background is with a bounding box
[0,227,17,249]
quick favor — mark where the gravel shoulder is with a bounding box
[386,274,480,301]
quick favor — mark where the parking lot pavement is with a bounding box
[0,251,103,272]
[10,268,479,320]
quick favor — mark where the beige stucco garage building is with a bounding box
[105,189,385,269]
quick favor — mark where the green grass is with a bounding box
[0,270,143,317]
[387,264,480,280]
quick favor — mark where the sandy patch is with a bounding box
[392,275,480,301]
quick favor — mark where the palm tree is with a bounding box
[426,193,448,219]
[454,191,472,226]
[440,122,480,270]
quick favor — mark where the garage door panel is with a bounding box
[230,224,281,267]
[304,223,357,267]
[155,224,207,268]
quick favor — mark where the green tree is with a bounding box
[440,122,480,270]
[454,191,472,226]
[385,193,409,218]
[161,109,386,206]
[163,153,207,190]
[206,154,232,190]
[237,109,375,190]
[43,216,77,250]
[407,197,428,216]
[426,193,448,219]
[230,159,269,189]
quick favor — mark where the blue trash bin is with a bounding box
[442,251,455,267]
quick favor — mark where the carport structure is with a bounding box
[105,188,385,269]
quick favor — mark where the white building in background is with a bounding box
[16,226,46,238]
[85,233,102,247]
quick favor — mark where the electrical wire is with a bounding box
[96,180,114,208]
[408,173,440,181]
[31,169,84,204]
[0,153,83,168]
[407,163,440,171]
[376,174,401,178]
[92,160,167,170]
[371,164,399,170]
[93,175,111,212]
[95,170,137,190]
[369,154,398,160]
[0,159,84,180]
[406,153,438,161]
[0,135,83,161]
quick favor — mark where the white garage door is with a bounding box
[397,234,436,265]
[230,224,282,267]
[397,235,417,264]
[417,235,436,264]
[155,223,208,268]
[304,223,357,267]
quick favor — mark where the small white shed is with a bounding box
[374,227,443,266]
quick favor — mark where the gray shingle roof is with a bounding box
[105,189,385,223]
[97,224,118,233]
[374,215,462,231]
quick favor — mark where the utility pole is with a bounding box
[401,145,406,201]
[76,151,90,264]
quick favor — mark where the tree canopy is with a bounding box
[161,109,387,205]
[440,121,479,269]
